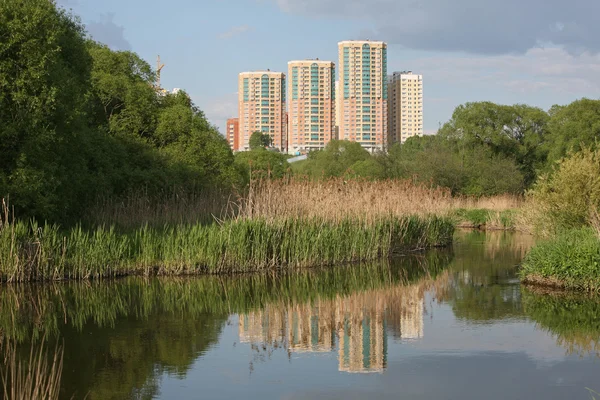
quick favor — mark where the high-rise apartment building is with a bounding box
[226,118,239,151]
[334,80,340,128]
[287,60,336,155]
[338,40,388,152]
[238,71,287,152]
[388,71,423,144]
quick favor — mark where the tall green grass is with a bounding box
[520,228,600,292]
[0,212,454,282]
[452,208,518,230]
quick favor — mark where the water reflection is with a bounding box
[1,230,600,400]
[238,284,425,373]
[523,287,600,357]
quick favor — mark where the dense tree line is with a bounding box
[295,100,600,196]
[0,0,237,222]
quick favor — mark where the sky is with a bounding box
[57,0,600,135]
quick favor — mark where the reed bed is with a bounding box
[87,187,232,229]
[84,178,522,228]
[237,178,522,221]
[1,200,454,282]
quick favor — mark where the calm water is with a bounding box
[2,230,600,400]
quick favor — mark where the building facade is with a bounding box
[337,40,388,152]
[238,71,287,152]
[387,71,423,144]
[226,118,239,151]
[287,60,336,155]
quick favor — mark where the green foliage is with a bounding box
[249,131,272,150]
[388,136,525,196]
[296,136,524,196]
[453,209,491,226]
[521,228,600,291]
[523,149,600,292]
[235,149,290,183]
[0,0,92,221]
[452,209,517,229]
[438,102,548,186]
[545,99,600,166]
[527,148,600,236]
[0,213,454,282]
[295,140,376,179]
[87,42,158,138]
[0,1,240,222]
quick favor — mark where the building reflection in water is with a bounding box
[238,284,425,373]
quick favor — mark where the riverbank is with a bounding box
[0,215,454,282]
[520,228,600,292]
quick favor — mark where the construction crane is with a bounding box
[156,55,165,89]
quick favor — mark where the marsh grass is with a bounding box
[452,208,519,230]
[0,197,454,282]
[84,178,521,229]
[521,228,600,292]
[239,178,521,222]
[1,337,64,400]
[87,187,232,229]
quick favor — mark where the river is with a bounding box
[1,230,600,399]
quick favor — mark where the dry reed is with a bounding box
[236,178,521,222]
[84,178,522,228]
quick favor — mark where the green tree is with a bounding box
[348,158,386,180]
[385,136,468,193]
[300,140,371,178]
[438,102,548,186]
[544,99,600,167]
[385,136,524,196]
[87,42,158,139]
[0,0,93,221]
[249,132,272,150]
[235,149,290,183]
[528,147,600,236]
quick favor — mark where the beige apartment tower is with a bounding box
[238,71,287,152]
[388,71,423,144]
[287,60,336,155]
[338,40,388,152]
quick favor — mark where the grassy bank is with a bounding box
[0,213,454,282]
[520,228,600,292]
[518,148,600,292]
[452,208,519,230]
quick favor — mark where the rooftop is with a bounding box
[288,59,335,64]
[239,70,285,75]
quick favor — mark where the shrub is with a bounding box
[526,148,600,237]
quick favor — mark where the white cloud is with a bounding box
[218,25,253,40]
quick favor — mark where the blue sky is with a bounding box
[57,0,600,135]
